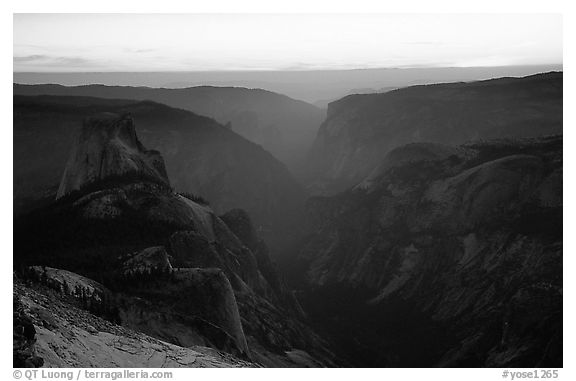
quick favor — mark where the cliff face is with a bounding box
[57,113,169,198]
[117,268,250,359]
[306,72,562,194]
[299,136,562,367]
[14,113,335,367]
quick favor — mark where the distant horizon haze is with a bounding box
[14,13,562,102]
[13,64,563,103]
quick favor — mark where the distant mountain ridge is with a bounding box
[14,64,562,103]
[306,72,562,194]
[13,83,325,173]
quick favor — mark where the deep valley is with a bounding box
[13,72,563,368]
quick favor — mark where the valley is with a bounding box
[13,72,563,368]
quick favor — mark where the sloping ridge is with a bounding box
[307,72,562,194]
[12,83,325,171]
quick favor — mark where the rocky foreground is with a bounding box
[14,279,253,368]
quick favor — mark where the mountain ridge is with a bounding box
[13,83,325,172]
[307,71,562,194]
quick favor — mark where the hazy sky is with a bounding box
[13,14,562,72]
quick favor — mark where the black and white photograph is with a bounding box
[6,2,571,377]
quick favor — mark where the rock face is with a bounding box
[57,113,169,199]
[220,209,284,295]
[299,136,562,367]
[13,293,44,368]
[118,268,250,359]
[121,247,173,275]
[306,72,562,194]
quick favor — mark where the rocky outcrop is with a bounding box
[299,136,562,367]
[57,113,169,199]
[418,154,545,231]
[220,209,283,295]
[121,246,173,275]
[118,268,250,359]
[24,262,251,360]
[167,203,268,295]
[220,209,260,251]
[306,72,562,194]
[13,294,43,368]
[28,266,107,301]
[14,279,253,367]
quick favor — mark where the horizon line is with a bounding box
[13,63,564,74]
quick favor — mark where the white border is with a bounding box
[3,1,573,379]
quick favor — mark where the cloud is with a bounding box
[14,55,48,63]
[13,54,101,69]
[403,41,443,46]
[134,48,157,54]
[121,48,159,54]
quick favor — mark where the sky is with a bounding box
[13,14,562,72]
